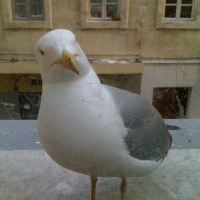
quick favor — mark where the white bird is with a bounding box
[35,29,172,200]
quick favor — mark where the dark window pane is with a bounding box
[15,5,26,17]
[31,5,38,15]
[153,87,191,119]
[37,4,43,15]
[107,4,118,17]
[165,6,176,18]
[180,6,192,18]
[18,92,41,120]
[98,74,141,95]
[13,0,44,20]
[14,0,25,3]
[91,0,102,3]
[31,4,43,16]
[0,92,21,120]
[166,0,177,4]
[90,5,102,17]
[107,0,118,3]
[182,0,193,4]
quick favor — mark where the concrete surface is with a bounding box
[0,120,200,200]
[1,119,200,151]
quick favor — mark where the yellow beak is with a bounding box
[54,49,79,75]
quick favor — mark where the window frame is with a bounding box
[164,0,195,21]
[11,0,44,21]
[80,0,129,29]
[1,0,52,29]
[156,0,200,29]
[89,0,120,21]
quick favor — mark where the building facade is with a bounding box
[0,0,200,119]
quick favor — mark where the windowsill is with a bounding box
[80,0,129,29]
[80,20,127,29]
[1,0,53,29]
[156,20,200,29]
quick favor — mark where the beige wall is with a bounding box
[141,63,200,118]
[0,0,200,119]
[0,0,200,60]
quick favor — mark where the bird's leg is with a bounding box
[90,176,98,200]
[120,178,127,200]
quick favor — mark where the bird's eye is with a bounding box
[40,49,45,56]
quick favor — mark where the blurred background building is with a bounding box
[0,0,200,119]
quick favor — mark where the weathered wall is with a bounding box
[141,63,200,118]
[0,0,200,60]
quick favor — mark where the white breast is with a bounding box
[38,70,160,177]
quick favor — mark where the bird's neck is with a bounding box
[42,67,101,93]
[41,64,94,85]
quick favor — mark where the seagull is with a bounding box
[35,29,172,200]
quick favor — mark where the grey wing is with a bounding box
[103,85,172,162]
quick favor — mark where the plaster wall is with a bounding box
[141,63,200,118]
[0,0,200,60]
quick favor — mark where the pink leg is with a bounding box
[120,178,127,200]
[90,176,98,200]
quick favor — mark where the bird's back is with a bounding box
[103,85,172,162]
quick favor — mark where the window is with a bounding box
[90,0,120,21]
[80,0,129,29]
[1,0,52,28]
[164,0,194,21]
[19,92,41,119]
[153,87,192,119]
[156,0,200,29]
[11,0,44,21]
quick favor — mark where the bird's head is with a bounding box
[34,29,91,84]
